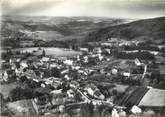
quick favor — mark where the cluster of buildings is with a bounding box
[1,37,165,117]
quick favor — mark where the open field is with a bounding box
[11,47,82,57]
[120,87,149,106]
[159,65,165,74]
[139,88,165,107]
[0,82,19,99]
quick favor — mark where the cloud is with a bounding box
[1,0,165,18]
[1,0,63,15]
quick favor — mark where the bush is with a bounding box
[114,51,155,60]
[9,86,33,101]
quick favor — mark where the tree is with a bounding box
[51,67,61,77]
[42,49,46,56]
[9,86,33,101]
[88,101,94,116]
[79,103,90,117]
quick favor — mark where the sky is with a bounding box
[1,0,165,19]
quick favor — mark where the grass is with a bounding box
[12,47,82,57]
[0,82,19,99]
[159,65,165,75]
[139,88,165,107]
[120,87,149,107]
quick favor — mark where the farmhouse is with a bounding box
[84,84,105,100]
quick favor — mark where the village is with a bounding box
[1,37,165,117]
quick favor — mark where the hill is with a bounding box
[1,16,127,48]
[87,17,165,43]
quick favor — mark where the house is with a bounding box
[44,77,62,88]
[112,108,119,117]
[51,89,62,95]
[10,62,17,70]
[84,84,105,100]
[131,105,142,114]
[20,61,28,68]
[118,109,126,117]
[4,70,16,82]
[24,69,37,79]
[79,48,89,52]
[70,81,80,89]
[97,54,104,61]
[49,63,58,68]
[15,68,23,77]
[123,72,131,77]
[148,51,159,55]
[51,97,68,106]
[134,58,143,66]
[101,42,113,47]
[67,89,75,98]
[64,60,73,66]
[83,56,88,63]
[104,49,111,54]
[2,71,8,82]
[94,47,102,54]
[112,68,118,75]
[64,74,70,80]
[61,69,69,75]
[72,66,80,70]
[41,57,50,62]
[77,55,80,61]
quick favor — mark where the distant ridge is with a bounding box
[87,17,165,42]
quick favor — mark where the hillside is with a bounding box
[1,16,127,48]
[87,17,165,43]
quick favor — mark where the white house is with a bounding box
[83,56,88,63]
[85,84,105,100]
[70,81,80,89]
[67,89,75,98]
[123,72,131,77]
[112,68,118,75]
[51,89,62,95]
[41,57,50,62]
[134,58,143,66]
[61,69,69,75]
[79,48,89,52]
[20,62,28,68]
[94,48,102,54]
[2,71,8,82]
[50,63,58,68]
[98,54,104,61]
[112,108,119,117]
[64,74,70,80]
[64,60,73,66]
[131,105,142,114]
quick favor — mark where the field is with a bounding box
[159,65,165,74]
[0,82,19,99]
[6,99,37,115]
[12,47,82,57]
[120,87,149,106]
[139,88,165,107]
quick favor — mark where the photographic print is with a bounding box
[0,0,165,117]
